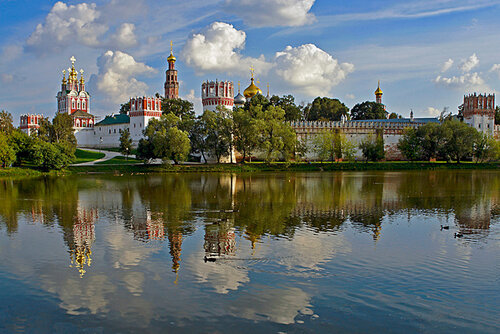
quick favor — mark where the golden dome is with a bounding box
[243,78,262,99]
[167,41,176,62]
[375,80,383,96]
[167,53,176,62]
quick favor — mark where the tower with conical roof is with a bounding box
[164,41,179,99]
[375,80,383,104]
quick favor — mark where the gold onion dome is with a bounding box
[167,40,176,62]
[375,81,383,95]
[243,78,262,99]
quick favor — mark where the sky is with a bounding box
[1,0,500,125]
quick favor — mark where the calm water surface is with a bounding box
[0,171,499,333]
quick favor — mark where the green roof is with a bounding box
[96,114,130,126]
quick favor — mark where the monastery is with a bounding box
[19,46,500,160]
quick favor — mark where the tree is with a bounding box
[233,107,259,162]
[312,131,335,162]
[119,128,132,159]
[255,105,297,162]
[137,113,191,164]
[39,113,77,147]
[269,95,302,121]
[351,101,388,120]
[0,110,14,135]
[162,98,196,132]
[389,112,400,119]
[0,133,15,167]
[342,136,357,161]
[304,97,349,121]
[359,134,385,162]
[473,132,499,162]
[496,106,500,125]
[29,139,74,170]
[397,128,421,161]
[8,130,32,166]
[439,119,479,163]
[203,107,233,163]
[190,116,209,163]
[416,122,445,160]
[119,101,131,114]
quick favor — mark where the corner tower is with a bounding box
[164,41,179,99]
[463,93,495,134]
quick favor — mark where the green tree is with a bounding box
[473,132,499,162]
[269,95,302,121]
[190,116,209,163]
[233,107,259,162]
[495,106,500,125]
[416,122,445,160]
[389,112,400,119]
[0,110,14,134]
[29,139,74,170]
[162,98,196,132]
[312,131,335,162]
[351,101,388,120]
[439,120,479,163]
[119,101,131,114]
[255,105,297,162]
[342,136,357,161]
[7,130,32,166]
[0,132,15,167]
[39,113,77,147]
[359,134,385,162]
[203,106,233,163]
[304,97,349,121]
[137,113,191,164]
[119,128,132,159]
[397,128,421,161]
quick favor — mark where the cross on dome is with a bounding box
[70,56,76,65]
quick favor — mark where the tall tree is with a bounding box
[0,110,14,135]
[351,101,388,120]
[233,107,260,162]
[312,131,336,162]
[0,132,15,167]
[495,106,500,125]
[398,128,421,161]
[269,95,302,121]
[39,113,76,147]
[119,101,131,115]
[119,128,132,160]
[304,97,349,121]
[190,116,209,163]
[203,106,233,163]
[162,98,195,132]
[359,134,385,162]
[439,119,479,163]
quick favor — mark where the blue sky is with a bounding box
[1,0,500,124]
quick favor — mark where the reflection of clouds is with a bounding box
[188,252,250,294]
[42,274,116,315]
[229,286,311,325]
[105,225,161,268]
[123,271,145,296]
[272,230,351,271]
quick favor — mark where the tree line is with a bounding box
[0,110,76,169]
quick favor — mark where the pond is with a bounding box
[0,171,499,333]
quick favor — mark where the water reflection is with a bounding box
[0,171,498,332]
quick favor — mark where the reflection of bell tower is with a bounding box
[204,221,236,257]
[168,230,183,278]
[67,208,98,278]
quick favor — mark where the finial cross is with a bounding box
[170,40,173,53]
[70,56,76,65]
[250,66,255,78]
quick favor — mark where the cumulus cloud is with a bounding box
[441,58,454,72]
[274,44,354,96]
[425,107,441,117]
[489,64,500,78]
[434,72,486,90]
[93,50,155,104]
[345,93,355,99]
[182,22,272,75]
[109,23,138,49]
[1,45,22,61]
[224,0,316,27]
[460,53,479,72]
[26,1,108,53]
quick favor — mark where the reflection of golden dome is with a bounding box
[243,78,262,99]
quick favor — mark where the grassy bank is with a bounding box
[75,149,105,164]
[66,161,500,174]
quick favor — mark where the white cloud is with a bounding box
[26,2,108,54]
[1,45,22,61]
[434,72,487,90]
[274,44,354,96]
[425,107,441,117]
[441,58,454,72]
[109,23,138,49]
[1,74,14,83]
[460,53,479,72]
[489,64,500,78]
[93,50,156,104]
[224,0,316,27]
[182,22,272,75]
[182,89,203,114]
[345,93,355,99]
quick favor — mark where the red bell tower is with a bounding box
[164,41,179,99]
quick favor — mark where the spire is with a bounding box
[375,80,383,104]
[79,69,85,85]
[62,69,67,84]
[167,40,176,63]
[266,83,270,98]
[238,81,241,93]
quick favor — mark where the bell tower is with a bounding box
[164,41,179,99]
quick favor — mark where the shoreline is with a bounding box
[1,162,499,177]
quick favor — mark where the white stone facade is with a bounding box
[202,80,234,112]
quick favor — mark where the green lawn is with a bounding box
[95,156,143,165]
[74,149,105,164]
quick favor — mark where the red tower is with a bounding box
[164,41,179,99]
[375,80,383,104]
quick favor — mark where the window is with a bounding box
[478,124,481,128]
[114,129,116,134]
[109,129,111,134]
[134,123,136,128]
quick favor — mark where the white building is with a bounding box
[463,93,495,135]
